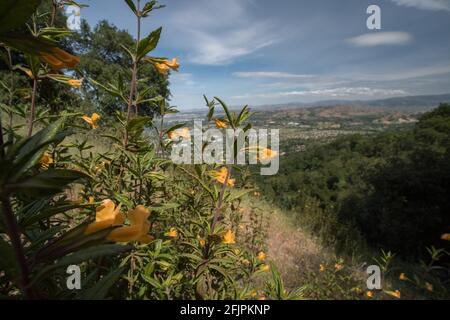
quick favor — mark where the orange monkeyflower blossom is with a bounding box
[40,153,54,168]
[214,118,228,129]
[166,227,177,238]
[67,79,82,88]
[257,251,266,261]
[257,148,278,161]
[399,273,408,281]
[366,291,373,298]
[425,282,433,292]
[334,263,344,271]
[441,233,450,241]
[88,196,95,204]
[154,62,170,75]
[82,113,100,129]
[107,205,153,244]
[385,290,401,299]
[222,229,235,244]
[319,264,325,272]
[211,167,235,187]
[40,47,80,70]
[259,264,270,272]
[162,58,179,71]
[84,199,125,235]
[168,127,190,140]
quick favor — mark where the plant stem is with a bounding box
[210,165,231,234]
[124,0,141,147]
[27,78,38,138]
[1,196,34,299]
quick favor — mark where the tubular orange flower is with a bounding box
[67,79,82,88]
[153,62,170,75]
[82,112,100,129]
[84,199,125,235]
[259,264,270,272]
[40,47,80,70]
[319,264,325,272]
[257,148,278,161]
[88,196,95,204]
[40,153,53,168]
[441,233,450,241]
[198,238,206,247]
[211,167,235,187]
[334,263,344,271]
[166,227,177,238]
[162,58,179,71]
[222,229,235,244]
[168,127,190,140]
[399,273,408,281]
[214,118,228,129]
[366,291,373,298]
[425,282,433,292]
[257,251,266,261]
[385,290,401,299]
[107,205,153,244]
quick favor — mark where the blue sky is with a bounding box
[78,0,450,109]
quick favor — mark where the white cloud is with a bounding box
[391,0,450,11]
[347,32,413,47]
[231,87,408,99]
[167,0,278,65]
[233,71,314,79]
[171,73,196,86]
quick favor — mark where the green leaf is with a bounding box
[124,0,138,15]
[7,169,88,196]
[0,238,19,282]
[80,267,125,299]
[137,27,162,60]
[127,116,152,132]
[32,244,132,286]
[0,0,41,34]
[7,118,65,182]
[214,97,235,129]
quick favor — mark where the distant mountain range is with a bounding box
[253,93,450,112]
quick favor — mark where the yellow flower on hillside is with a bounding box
[107,205,153,244]
[214,118,228,129]
[198,237,206,247]
[257,148,278,161]
[40,153,54,168]
[82,113,100,129]
[153,62,170,75]
[425,282,433,292]
[366,291,373,298]
[222,229,235,244]
[242,258,250,266]
[257,251,266,261]
[385,290,401,299]
[166,227,177,238]
[259,264,270,272]
[88,196,95,204]
[84,199,125,235]
[162,58,179,71]
[319,264,325,272]
[441,233,450,241]
[67,79,82,88]
[399,273,408,281]
[168,127,190,140]
[211,167,235,187]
